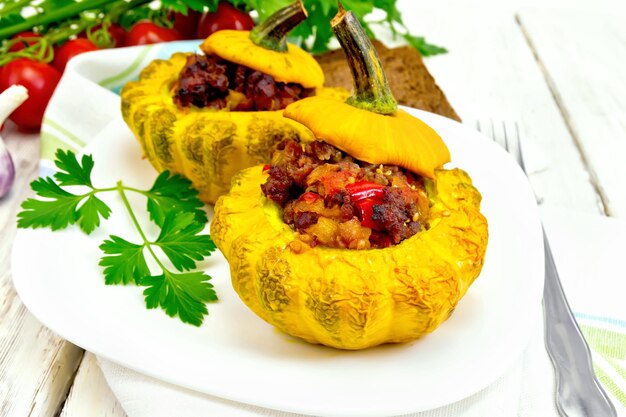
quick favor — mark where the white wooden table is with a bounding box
[1,2,625,415]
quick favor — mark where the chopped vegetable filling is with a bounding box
[261,139,430,249]
[174,54,315,111]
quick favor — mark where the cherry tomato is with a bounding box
[8,31,42,52]
[52,39,99,73]
[125,21,183,46]
[80,23,126,47]
[105,23,127,47]
[0,59,61,131]
[171,10,201,40]
[196,2,254,39]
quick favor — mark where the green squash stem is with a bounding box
[249,1,307,52]
[331,3,397,115]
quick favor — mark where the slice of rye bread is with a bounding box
[315,41,461,122]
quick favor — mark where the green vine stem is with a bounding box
[331,3,397,115]
[85,20,115,48]
[0,38,56,66]
[249,0,307,52]
[0,19,89,66]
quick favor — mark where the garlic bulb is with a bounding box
[0,85,29,199]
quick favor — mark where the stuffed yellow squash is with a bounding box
[211,5,488,350]
[121,1,346,204]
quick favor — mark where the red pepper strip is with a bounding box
[299,191,320,203]
[346,181,385,202]
[354,198,378,228]
[262,164,270,173]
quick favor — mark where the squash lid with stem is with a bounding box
[283,3,450,178]
[200,1,324,89]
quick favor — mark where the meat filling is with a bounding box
[174,54,315,111]
[261,140,431,249]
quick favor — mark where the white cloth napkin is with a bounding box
[36,43,626,417]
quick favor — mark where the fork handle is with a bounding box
[543,230,617,417]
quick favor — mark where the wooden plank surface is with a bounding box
[0,126,83,417]
[517,9,626,217]
[393,8,603,214]
[60,353,126,417]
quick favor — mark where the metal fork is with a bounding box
[476,120,617,417]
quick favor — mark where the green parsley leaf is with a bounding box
[17,150,112,234]
[77,194,112,234]
[142,271,217,326]
[17,177,83,230]
[99,235,150,285]
[53,149,95,187]
[373,0,401,23]
[154,211,217,272]
[403,33,448,56]
[145,171,208,227]
[343,0,374,19]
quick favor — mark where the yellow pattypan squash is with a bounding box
[121,1,346,204]
[212,166,487,350]
[211,5,488,349]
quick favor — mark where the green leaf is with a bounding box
[154,211,216,271]
[16,150,112,234]
[253,0,291,21]
[185,0,214,13]
[145,171,207,227]
[78,194,112,234]
[0,13,26,33]
[294,0,337,53]
[99,235,150,285]
[53,150,94,187]
[142,270,217,326]
[118,5,153,30]
[342,0,374,18]
[17,177,83,230]
[373,0,401,23]
[161,0,209,14]
[403,33,448,57]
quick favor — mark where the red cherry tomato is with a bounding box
[0,59,61,131]
[125,21,183,46]
[52,39,99,73]
[80,23,126,47]
[106,24,127,47]
[171,10,201,40]
[8,31,42,52]
[196,2,254,39]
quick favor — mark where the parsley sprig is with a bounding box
[17,149,217,326]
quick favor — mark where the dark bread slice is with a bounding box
[315,41,461,122]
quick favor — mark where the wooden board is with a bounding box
[395,8,603,214]
[0,128,83,417]
[60,353,126,417]
[518,9,626,217]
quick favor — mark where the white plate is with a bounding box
[12,108,544,417]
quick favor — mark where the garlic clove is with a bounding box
[0,139,15,199]
[0,85,29,199]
